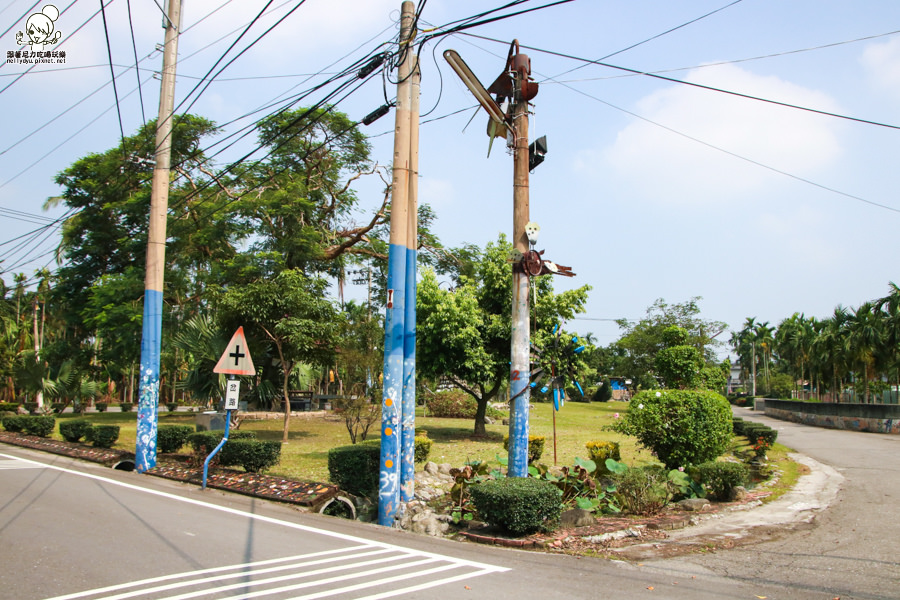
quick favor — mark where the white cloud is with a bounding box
[861,37,900,97]
[598,64,843,206]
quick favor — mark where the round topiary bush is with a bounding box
[609,389,733,469]
[469,477,562,536]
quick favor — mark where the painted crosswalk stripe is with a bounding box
[0,452,509,600]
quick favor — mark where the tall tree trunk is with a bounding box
[33,300,42,410]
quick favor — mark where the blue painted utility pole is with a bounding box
[136,0,181,473]
[378,0,416,526]
[400,59,420,503]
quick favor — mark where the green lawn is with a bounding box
[54,401,655,482]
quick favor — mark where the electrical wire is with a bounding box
[125,0,146,126]
[545,28,900,83]
[545,0,745,82]
[454,33,900,132]
[555,77,900,214]
[99,0,127,157]
[0,0,41,41]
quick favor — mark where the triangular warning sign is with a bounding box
[214,327,256,376]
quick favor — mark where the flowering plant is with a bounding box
[752,436,771,458]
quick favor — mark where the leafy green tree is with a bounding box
[416,235,591,436]
[614,298,725,390]
[217,269,341,442]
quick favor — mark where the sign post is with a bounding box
[204,328,256,489]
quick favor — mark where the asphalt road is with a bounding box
[642,407,900,600]
[2,411,898,600]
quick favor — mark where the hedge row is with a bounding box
[1,415,55,437]
[185,430,280,473]
[1,416,120,448]
[733,419,778,446]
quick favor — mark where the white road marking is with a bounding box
[0,452,510,600]
[0,457,46,469]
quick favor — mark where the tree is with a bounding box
[614,297,726,390]
[416,235,591,436]
[217,269,341,442]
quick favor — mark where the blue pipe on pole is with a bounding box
[202,408,231,490]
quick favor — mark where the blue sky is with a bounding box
[2,0,900,357]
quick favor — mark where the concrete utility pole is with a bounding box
[401,59,420,503]
[379,0,416,526]
[136,0,181,473]
[507,76,532,478]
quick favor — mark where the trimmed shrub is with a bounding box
[327,443,381,496]
[22,415,56,437]
[2,414,27,432]
[23,402,38,414]
[59,419,92,443]
[166,402,179,412]
[694,461,751,500]
[0,402,19,412]
[607,390,733,469]
[95,402,108,412]
[612,465,671,515]
[425,390,505,419]
[502,435,545,464]
[219,439,282,473]
[469,477,562,536]
[742,423,778,446]
[87,424,120,448]
[732,417,745,436]
[119,402,134,412]
[585,440,620,473]
[157,425,194,453]
[186,430,256,457]
[414,435,432,463]
[50,402,66,414]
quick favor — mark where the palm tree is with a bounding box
[755,321,774,395]
[735,317,758,396]
[849,302,883,403]
[875,282,900,401]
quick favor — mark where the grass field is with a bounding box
[49,402,798,500]
[53,401,656,482]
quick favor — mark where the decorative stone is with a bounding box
[484,416,494,425]
[676,498,712,512]
[560,508,595,528]
[437,463,453,476]
[730,485,749,502]
[424,461,439,475]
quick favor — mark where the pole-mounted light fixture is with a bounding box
[443,49,509,129]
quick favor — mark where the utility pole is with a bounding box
[379,0,415,526]
[443,41,538,477]
[400,58,420,503]
[136,0,181,473]
[507,72,531,478]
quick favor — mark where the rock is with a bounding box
[560,508,596,528]
[502,418,510,426]
[483,416,494,425]
[730,485,749,502]
[424,461,439,475]
[394,500,449,537]
[677,498,712,512]
[437,463,453,476]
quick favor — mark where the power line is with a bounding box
[99,0,127,156]
[125,0,146,126]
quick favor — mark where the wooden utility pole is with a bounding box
[136,0,181,473]
[378,0,415,526]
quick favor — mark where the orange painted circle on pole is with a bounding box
[385,427,393,436]
[385,398,393,407]
[386,459,393,468]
